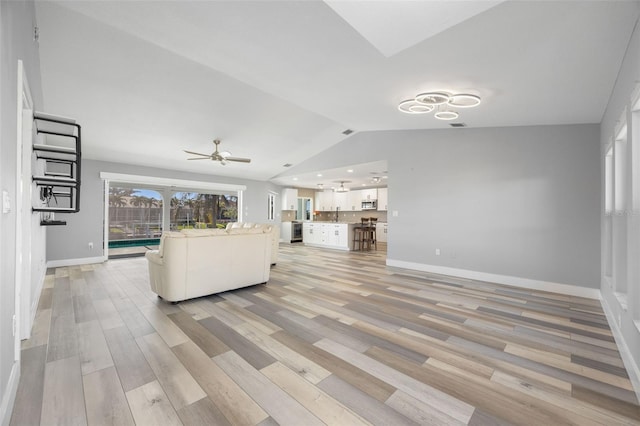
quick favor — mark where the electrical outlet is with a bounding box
[88,242,93,250]
[435,248,441,256]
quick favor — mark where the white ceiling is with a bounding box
[35,1,640,190]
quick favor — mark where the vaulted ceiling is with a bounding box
[35,1,640,189]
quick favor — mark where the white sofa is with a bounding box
[145,227,272,302]
[226,222,280,265]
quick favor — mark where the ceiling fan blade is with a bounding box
[226,157,251,163]
[187,157,210,160]
[183,150,210,157]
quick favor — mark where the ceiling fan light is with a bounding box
[434,110,459,120]
[448,93,481,108]
[220,150,231,158]
[415,92,450,106]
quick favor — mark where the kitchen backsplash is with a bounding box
[281,210,388,222]
[313,210,388,223]
[281,210,296,221]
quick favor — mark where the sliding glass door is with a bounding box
[108,186,163,254]
[169,192,238,230]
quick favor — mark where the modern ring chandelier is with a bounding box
[398,91,481,120]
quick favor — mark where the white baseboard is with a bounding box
[600,296,640,403]
[385,259,601,300]
[0,361,20,426]
[47,255,106,268]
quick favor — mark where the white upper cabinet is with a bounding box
[281,188,298,210]
[347,190,362,211]
[315,190,334,211]
[334,192,349,211]
[360,188,378,201]
[377,187,388,211]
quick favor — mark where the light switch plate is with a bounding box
[2,190,10,214]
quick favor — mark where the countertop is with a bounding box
[303,221,387,225]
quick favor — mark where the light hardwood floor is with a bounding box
[10,244,640,425]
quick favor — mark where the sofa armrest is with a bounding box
[145,250,163,296]
[145,250,163,265]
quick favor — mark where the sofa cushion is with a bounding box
[159,231,185,256]
[227,227,263,235]
[180,228,227,237]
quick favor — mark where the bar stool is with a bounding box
[368,217,378,250]
[352,217,369,251]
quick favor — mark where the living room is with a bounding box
[2,1,640,425]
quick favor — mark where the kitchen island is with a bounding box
[302,221,359,251]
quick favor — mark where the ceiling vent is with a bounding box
[342,129,354,135]
[449,122,466,128]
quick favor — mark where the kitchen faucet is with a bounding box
[335,207,340,222]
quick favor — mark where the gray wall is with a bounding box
[47,159,283,262]
[0,0,44,422]
[599,12,640,392]
[287,124,601,288]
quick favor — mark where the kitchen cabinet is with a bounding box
[325,224,349,247]
[347,190,362,211]
[376,222,388,243]
[361,188,378,201]
[303,222,353,250]
[303,222,321,244]
[281,188,298,210]
[315,190,334,211]
[377,188,388,211]
[334,192,349,211]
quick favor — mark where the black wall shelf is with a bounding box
[32,112,81,225]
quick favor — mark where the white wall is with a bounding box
[387,125,601,290]
[0,1,44,424]
[284,123,601,291]
[599,11,640,398]
[46,159,283,263]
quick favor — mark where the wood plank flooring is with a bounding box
[10,244,640,425]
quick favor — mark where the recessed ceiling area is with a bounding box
[34,1,640,186]
[271,161,388,190]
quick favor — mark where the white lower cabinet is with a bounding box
[303,222,352,250]
[303,222,321,245]
[376,222,388,243]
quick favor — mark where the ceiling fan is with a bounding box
[184,139,251,165]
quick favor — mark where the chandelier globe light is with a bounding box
[399,91,481,121]
[334,181,350,193]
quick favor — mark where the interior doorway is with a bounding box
[296,197,312,221]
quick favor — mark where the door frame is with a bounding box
[16,60,34,344]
